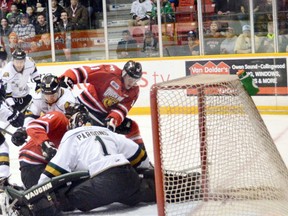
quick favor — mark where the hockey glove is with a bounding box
[7,109,24,128]
[104,117,117,132]
[11,127,27,146]
[41,141,57,161]
[59,77,74,89]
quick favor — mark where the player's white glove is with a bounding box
[41,141,57,161]
[104,118,117,132]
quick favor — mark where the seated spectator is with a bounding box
[214,0,240,19]
[187,30,200,55]
[35,13,49,35]
[116,30,139,59]
[12,0,27,14]
[254,0,273,21]
[54,10,75,32]
[12,13,35,43]
[220,26,237,54]
[6,3,22,28]
[3,31,18,58]
[0,17,12,36]
[129,0,152,26]
[234,25,261,53]
[141,30,159,57]
[26,6,37,26]
[65,0,89,30]
[258,21,275,53]
[0,4,8,20]
[27,0,46,8]
[151,0,175,24]
[51,0,65,27]
[204,21,225,55]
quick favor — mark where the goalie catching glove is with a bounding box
[11,127,27,146]
[41,141,57,161]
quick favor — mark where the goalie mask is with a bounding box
[65,102,88,118]
[68,111,90,130]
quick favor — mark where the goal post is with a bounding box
[150,74,288,216]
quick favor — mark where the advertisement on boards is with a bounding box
[185,58,287,95]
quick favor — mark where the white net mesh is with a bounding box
[151,74,288,216]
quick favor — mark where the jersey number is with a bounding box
[95,136,109,156]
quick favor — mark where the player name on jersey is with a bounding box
[76,130,109,141]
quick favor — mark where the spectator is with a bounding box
[258,21,275,53]
[12,0,27,14]
[34,13,49,35]
[128,0,152,26]
[0,4,8,20]
[65,0,89,30]
[54,11,76,61]
[214,0,240,22]
[116,30,139,59]
[151,0,175,24]
[12,13,35,43]
[26,6,37,26]
[6,3,22,28]
[0,18,12,37]
[204,21,224,55]
[254,0,273,21]
[6,32,18,54]
[234,24,261,53]
[141,30,159,57]
[187,30,200,55]
[27,0,46,8]
[220,26,237,54]
[51,0,65,27]
[54,10,74,32]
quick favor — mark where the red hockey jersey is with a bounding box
[61,65,139,126]
[19,111,69,165]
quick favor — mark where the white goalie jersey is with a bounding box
[38,126,150,184]
[23,87,76,127]
[1,57,39,98]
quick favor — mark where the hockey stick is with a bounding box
[0,127,13,136]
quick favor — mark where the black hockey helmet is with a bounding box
[123,60,142,79]
[40,74,60,95]
[12,48,26,60]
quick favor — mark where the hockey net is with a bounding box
[150,74,288,216]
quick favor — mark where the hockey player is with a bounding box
[11,111,69,189]
[0,82,25,180]
[37,110,155,214]
[1,48,41,113]
[59,60,145,148]
[23,73,76,127]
